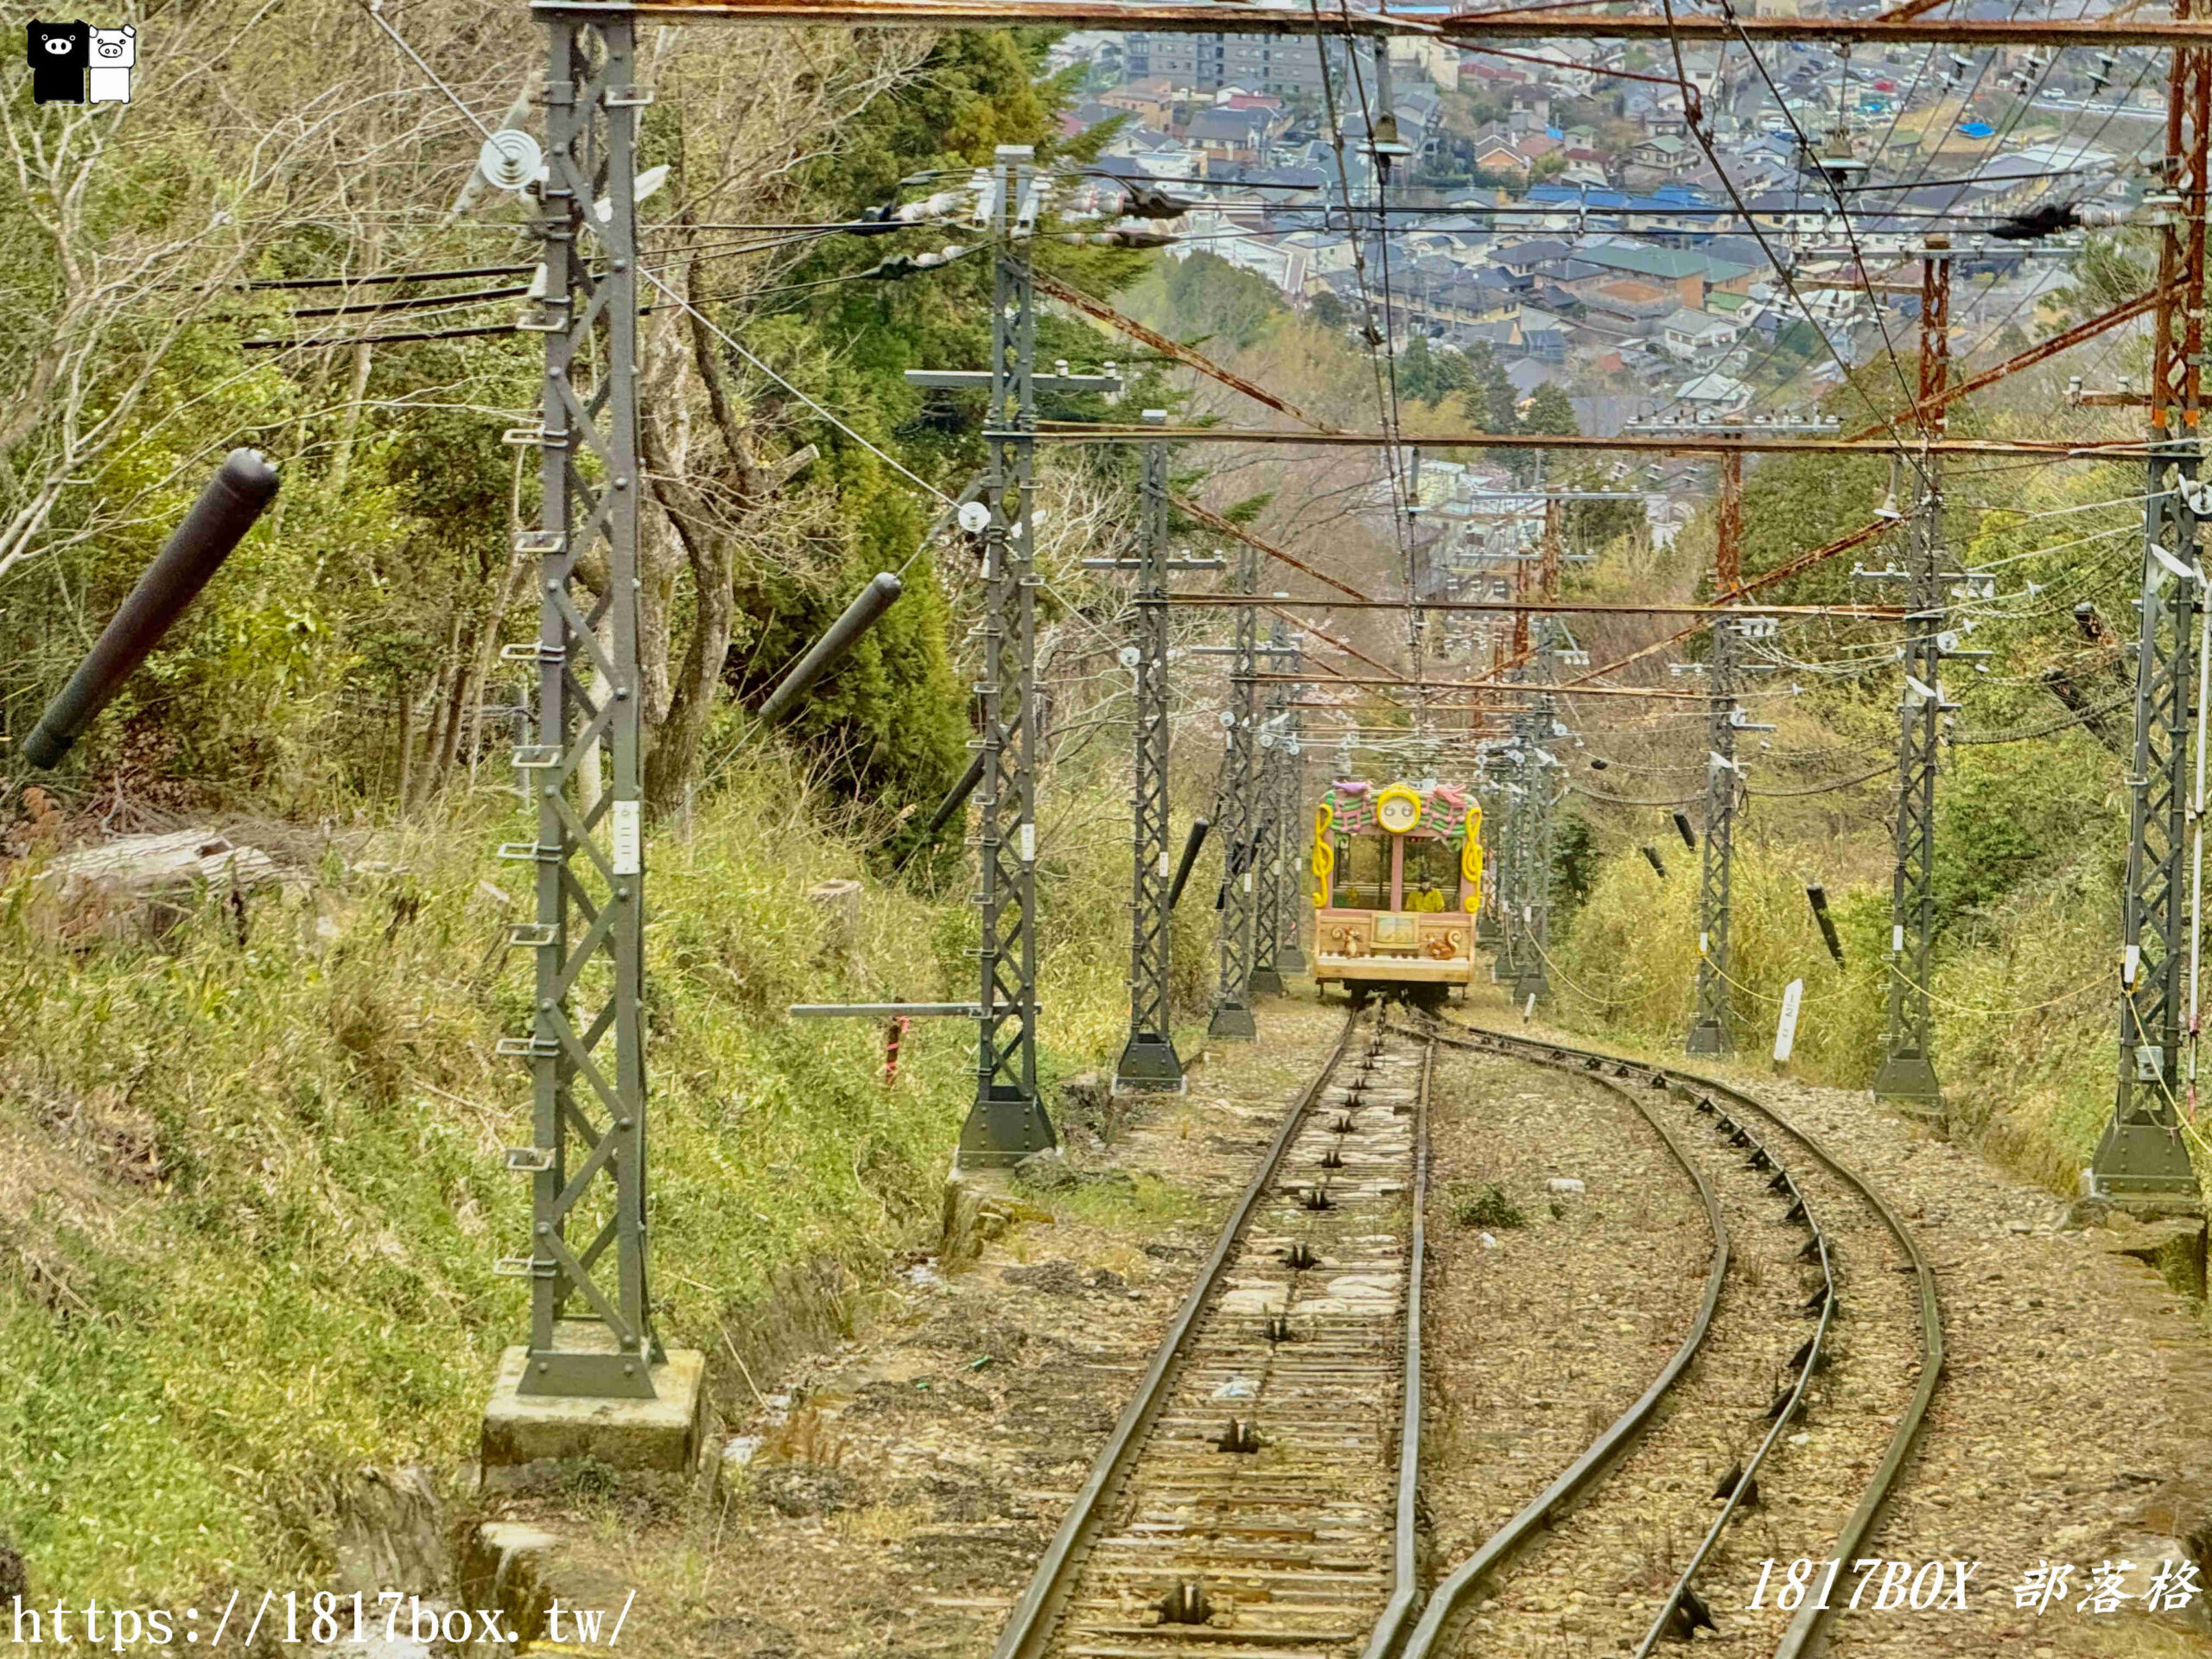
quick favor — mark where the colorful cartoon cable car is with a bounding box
[1309,779,1483,1005]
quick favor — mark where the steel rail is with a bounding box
[1636,1109,1835,1658]
[988,1007,1378,1658]
[1359,1034,1435,1659]
[1387,1021,1733,1659]
[1438,1017,1945,1659]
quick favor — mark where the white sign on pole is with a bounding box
[1773,977,1805,1065]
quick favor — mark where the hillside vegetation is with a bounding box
[0,12,1187,1597]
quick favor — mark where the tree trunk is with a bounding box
[395,670,412,812]
[635,261,772,816]
[464,541,537,772]
[414,614,464,804]
[639,404,734,815]
[433,620,475,785]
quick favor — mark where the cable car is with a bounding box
[1308,779,1482,1006]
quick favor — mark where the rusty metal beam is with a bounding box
[1032,271,1338,435]
[1560,518,1897,692]
[1846,289,2164,442]
[1250,672,1715,700]
[1265,607,1403,683]
[1030,423,2145,458]
[1172,495,1375,603]
[607,0,2212,46]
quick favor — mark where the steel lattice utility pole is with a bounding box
[1504,500,1567,1004]
[1249,615,1292,999]
[1210,539,1262,1039]
[958,147,1055,1165]
[502,10,659,1399]
[1475,758,1504,949]
[1514,683,1558,1005]
[1490,734,1527,988]
[1274,633,1308,977]
[1687,454,1744,1056]
[1872,246,1957,1110]
[2094,37,2210,1204]
[1116,412,1182,1090]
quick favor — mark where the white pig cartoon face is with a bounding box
[90,25,134,66]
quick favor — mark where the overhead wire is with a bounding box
[1307,0,1418,691]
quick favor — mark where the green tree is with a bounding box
[1399,334,1474,404]
[1563,463,1645,556]
[1518,381,1579,436]
[1157,251,1288,351]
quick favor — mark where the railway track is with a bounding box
[990,1008,1941,1659]
[991,1007,1427,1658]
[1402,1017,1942,1659]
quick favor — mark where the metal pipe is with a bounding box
[22,449,280,768]
[1806,884,1847,967]
[891,748,988,874]
[756,571,902,724]
[1166,816,1211,910]
[790,1001,985,1018]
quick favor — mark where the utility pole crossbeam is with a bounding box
[956,148,1057,1166]
[1115,412,1183,1091]
[1210,540,1263,1040]
[2096,35,2210,1205]
[507,9,660,1401]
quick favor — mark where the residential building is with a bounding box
[1657,307,1742,360]
[1119,32,1332,99]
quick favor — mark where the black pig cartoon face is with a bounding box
[27,21,91,105]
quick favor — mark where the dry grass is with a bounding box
[0,754,1160,1598]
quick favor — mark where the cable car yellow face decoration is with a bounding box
[1374,784,1423,835]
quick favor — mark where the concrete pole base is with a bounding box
[1208,1003,1258,1040]
[1684,1020,1730,1057]
[1114,1033,1185,1091]
[1872,1053,1943,1117]
[480,1328,707,1493]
